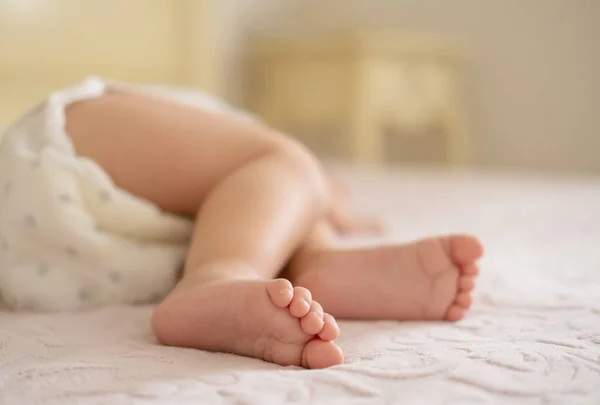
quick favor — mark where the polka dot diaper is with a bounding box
[0,77,248,311]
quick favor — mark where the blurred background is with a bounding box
[1,0,599,173]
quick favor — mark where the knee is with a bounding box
[268,137,330,214]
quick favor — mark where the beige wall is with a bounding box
[0,0,219,125]
[2,0,597,173]
[216,0,600,173]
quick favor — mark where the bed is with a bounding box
[1,165,599,405]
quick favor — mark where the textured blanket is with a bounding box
[1,166,599,405]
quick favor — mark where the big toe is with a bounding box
[450,234,484,265]
[445,305,467,322]
[302,340,344,369]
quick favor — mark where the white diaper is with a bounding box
[0,77,250,311]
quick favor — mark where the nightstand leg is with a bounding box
[441,76,470,165]
[349,61,384,164]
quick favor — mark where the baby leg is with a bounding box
[66,92,342,368]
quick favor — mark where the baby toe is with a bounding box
[454,292,472,308]
[289,287,312,318]
[318,313,340,341]
[266,278,294,308]
[450,234,484,265]
[301,301,325,335]
[462,263,479,275]
[445,305,467,322]
[459,275,477,292]
[302,340,344,369]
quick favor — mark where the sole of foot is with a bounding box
[152,278,344,369]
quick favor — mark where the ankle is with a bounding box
[182,260,262,286]
[284,249,325,285]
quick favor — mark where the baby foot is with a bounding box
[151,278,343,368]
[293,234,483,321]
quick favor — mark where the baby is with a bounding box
[0,78,483,369]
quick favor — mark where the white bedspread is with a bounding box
[1,166,599,405]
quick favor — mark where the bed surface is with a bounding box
[1,166,600,405]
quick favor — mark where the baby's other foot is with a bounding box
[294,234,483,321]
[152,277,343,368]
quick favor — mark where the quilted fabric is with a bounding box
[1,166,599,405]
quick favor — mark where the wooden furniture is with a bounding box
[246,30,470,165]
